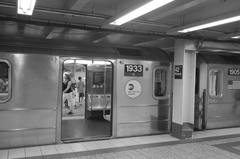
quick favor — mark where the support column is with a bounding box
[171,39,197,139]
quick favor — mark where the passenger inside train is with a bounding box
[0,62,9,102]
[63,73,74,115]
[0,78,7,92]
[0,62,8,93]
[77,76,85,106]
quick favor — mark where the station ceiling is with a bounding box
[0,0,240,53]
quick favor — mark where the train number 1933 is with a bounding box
[124,64,143,76]
[228,68,240,76]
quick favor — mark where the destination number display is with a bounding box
[124,64,143,76]
[228,68,240,76]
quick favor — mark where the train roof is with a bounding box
[198,52,240,64]
[0,36,171,62]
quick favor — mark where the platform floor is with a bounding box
[1,127,240,159]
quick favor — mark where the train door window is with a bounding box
[0,60,11,103]
[153,66,168,99]
[209,69,222,98]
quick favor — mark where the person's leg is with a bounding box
[79,93,81,103]
[66,93,74,114]
[79,93,84,105]
[72,91,76,107]
[63,93,67,107]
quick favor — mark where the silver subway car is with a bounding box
[195,52,240,130]
[0,37,172,149]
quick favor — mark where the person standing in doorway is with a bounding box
[63,73,74,114]
[77,76,85,105]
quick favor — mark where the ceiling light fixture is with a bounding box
[231,36,240,39]
[178,15,240,33]
[110,0,174,26]
[17,0,37,15]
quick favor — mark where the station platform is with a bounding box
[1,127,240,159]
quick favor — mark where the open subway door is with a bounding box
[61,59,112,141]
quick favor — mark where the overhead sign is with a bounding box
[175,65,183,79]
[125,80,141,98]
[124,64,143,76]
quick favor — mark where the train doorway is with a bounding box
[61,59,112,141]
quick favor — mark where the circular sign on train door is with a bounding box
[125,80,142,98]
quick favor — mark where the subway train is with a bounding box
[0,36,172,149]
[195,52,240,130]
[1,35,239,149]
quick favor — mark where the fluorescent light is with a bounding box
[93,61,111,65]
[75,60,110,65]
[232,36,240,39]
[179,15,240,33]
[76,60,92,64]
[64,60,74,64]
[110,0,174,26]
[17,0,37,15]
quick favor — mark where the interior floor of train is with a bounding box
[62,118,110,140]
[61,100,111,141]
[1,127,240,159]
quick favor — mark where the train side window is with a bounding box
[0,60,11,103]
[209,69,222,98]
[153,67,167,99]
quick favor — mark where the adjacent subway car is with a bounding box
[0,37,172,149]
[195,52,240,130]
